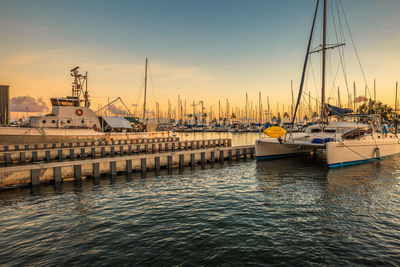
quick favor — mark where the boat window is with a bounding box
[324,129,336,133]
[42,120,46,123]
[52,120,56,123]
[67,120,71,124]
[81,119,85,123]
[311,129,320,133]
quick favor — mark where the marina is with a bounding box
[0,148,399,265]
[1,0,400,265]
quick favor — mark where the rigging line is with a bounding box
[135,64,147,108]
[301,93,312,110]
[328,56,342,99]
[135,78,144,107]
[326,50,335,97]
[309,57,319,99]
[302,91,321,105]
[333,0,350,102]
[147,63,158,108]
[292,0,319,126]
[338,0,372,99]
[325,4,343,100]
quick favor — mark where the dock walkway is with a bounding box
[0,138,254,190]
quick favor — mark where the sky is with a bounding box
[0,0,400,117]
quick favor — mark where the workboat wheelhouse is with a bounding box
[29,96,100,130]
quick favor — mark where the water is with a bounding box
[1,133,400,266]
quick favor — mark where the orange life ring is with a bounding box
[76,109,83,116]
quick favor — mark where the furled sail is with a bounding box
[326,104,353,116]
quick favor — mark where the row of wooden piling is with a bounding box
[1,138,232,166]
[0,136,180,152]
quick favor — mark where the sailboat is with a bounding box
[255,0,400,167]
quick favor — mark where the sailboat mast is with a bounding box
[143,58,148,122]
[394,82,398,118]
[218,100,221,124]
[267,96,270,123]
[291,80,294,121]
[259,91,262,123]
[321,0,327,121]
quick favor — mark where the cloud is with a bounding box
[108,104,130,116]
[10,96,49,112]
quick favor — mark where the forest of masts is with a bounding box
[99,79,396,125]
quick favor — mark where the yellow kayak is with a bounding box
[263,126,286,138]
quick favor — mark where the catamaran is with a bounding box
[255,0,400,167]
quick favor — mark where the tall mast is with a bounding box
[168,99,171,121]
[219,101,221,124]
[201,101,204,126]
[84,71,89,107]
[321,0,327,121]
[353,82,356,112]
[291,80,294,121]
[246,92,248,125]
[308,91,311,120]
[394,82,399,118]
[226,98,229,124]
[267,96,270,123]
[143,58,148,122]
[259,91,262,123]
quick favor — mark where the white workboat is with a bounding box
[255,0,400,167]
[0,67,169,145]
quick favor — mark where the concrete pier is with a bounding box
[0,137,180,152]
[0,138,229,166]
[0,144,255,190]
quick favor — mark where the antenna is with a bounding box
[70,66,89,106]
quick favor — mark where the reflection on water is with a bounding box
[0,144,399,265]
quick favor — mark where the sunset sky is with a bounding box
[0,0,399,117]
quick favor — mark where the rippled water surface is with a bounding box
[1,134,400,266]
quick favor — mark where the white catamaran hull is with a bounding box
[0,127,170,145]
[255,138,324,159]
[326,134,400,167]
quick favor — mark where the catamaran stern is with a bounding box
[255,139,324,160]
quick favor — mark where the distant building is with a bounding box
[0,85,10,125]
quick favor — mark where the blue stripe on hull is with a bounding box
[328,152,400,168]
[256,152,309,161]
[328,158,376,168]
